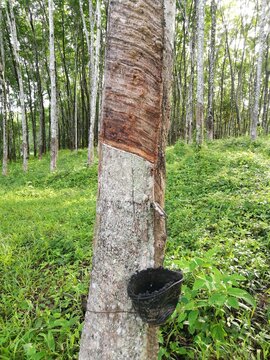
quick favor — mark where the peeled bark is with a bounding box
[6,0,28,171]
[49,0,58,171]
[79,0,175,359]
[196,0,206,146]
[251,0,268,140]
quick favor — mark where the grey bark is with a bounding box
[79,0,176,359]
[6,0,28,171]
[251,0,268,140]
[0,6,8,176]
[74,38,79,152]
[262,35,269,132]
[206,0,216,141]
[87,0,101,165]
[49,0,58,171]
[185,0,196,143]
[196,0,206,146]
[28,8,46,159]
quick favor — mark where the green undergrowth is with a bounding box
[160,136,270,359]
[0,137,269,359]
[0,150,98,359]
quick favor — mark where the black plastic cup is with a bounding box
[127,267,183,325]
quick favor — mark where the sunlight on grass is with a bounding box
[0,138,270,359]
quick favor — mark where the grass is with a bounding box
[0,150,98,359]
[0,137,270,359]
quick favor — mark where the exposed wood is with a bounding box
[79,0,175,358]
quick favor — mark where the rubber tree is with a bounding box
[250,0,268,140]
[206,0,216,141]
[6,0,28,171]
[79,0,175,359]
[196,0,206,146]
[0,5,8,176]
[48,0,58,171]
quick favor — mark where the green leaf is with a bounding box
[228,288,246,297]
[188,310,199,327]
[227,296,240,309]
[211,323,226,342]
[209,293,227,306]
[178,347,188,355]
[193,278,206,291]
[229,274,246,281]
[184,301,195,310]
[177,312,187,323]
[47,331,55,352]
[228,288,256,307]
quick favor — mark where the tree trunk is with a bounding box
[196,0,206,146]
[206,0,216,141]
[0,7,8,176]
[49,0,58,171]
[24,61,37,157]
[251,0,268,140]
[224,25,241,136]
[87,0,101,165]
[262,35,269,132]
[74,37,79,152]
[79,0,175,359]
[28,8,46,159]
[185,0,196,143]
[6,0,28,171]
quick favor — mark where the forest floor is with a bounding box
[0,137,269,359]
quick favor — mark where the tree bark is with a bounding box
[87,0,101,165]
[196,0,206,146]
[28,8,46,159]
[79,0,175,359]
[262,35,269,133]
[6,0,28,171]
[251,0,268,140]
[74,36,79,152]
[206,0,216,141]
[49,0,58,171]
[0,6,8,176]
[185,0,196,143]
[24,60,37,157]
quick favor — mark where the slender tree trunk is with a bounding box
[29,8,46,159]
[224,26,241,136]
[251,0,268,140]
[49,0,58,171]
[218,50,226,138]
[196,0,206,146]
[24,61,37,157]
[0,7,8,176]
[79,0,175,358]
[74,37,79,152]
[262,36,269,132]
[6,0,28,171]
[87,0,101,165]
[206,0,216,141]
[185,0,196,143]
